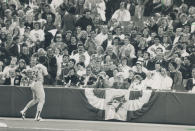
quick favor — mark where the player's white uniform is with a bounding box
[31,64,48,111]
[21,64,48,120]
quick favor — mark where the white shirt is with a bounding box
[71,52,91,67]
[121,65,131,79]
[173,35,180,45]
[30,29,45,42]
[3,66,17,77]
[96,1,106,21]
[191,22,195,33]
[50,0,63,9]
[159,75,172,90]
[95,32,108,46]
[181,50,189,57]
[55,55,63,77]
[112,9,131,22]
[107,40,112,48]
[192,78,195,92]
[147,44,166,57]
[108,77,115,87]
[77,69,86,76]
[11,77,15,86]
[132,66,149,74]
[144,72,172,90]
[19,27,25,36]
[144,71,161,89]
[113,34,125,40]
[129,81,146,90]
[120,44,136,58]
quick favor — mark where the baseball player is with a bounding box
[20,57,48,121]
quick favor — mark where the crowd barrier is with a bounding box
[0,86,195,125]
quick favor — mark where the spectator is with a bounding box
[61,7,76,33]
[147,36,165,57]
[158,66,173,90]
[108,68,119,87]
[8,36,21,58]
[104,46,118,66]
[91,71,110,88]
[111,2,131,22]
[186,68,195,91]
[84,34,97,55]
[101,31,113,51]
[3,57,17,77]
[68,36,78,55]
[29,21,45,49]
[70,43,90,67]
[120,37,136,59]
[180,56,193,88]
[54,48,63,80]
[119,57,131,79]
[132,59,148,79]
[4,69,19,86]
[45,48,57,85]
[94,0,106,22]
[112,72,128,89]
[95,25,108,46]
[102,55,116,77]
[76,9,94,30]
[168,61,183,91]
[129,74,146,90]
[134,0,145,20]
[51,33,67,50]
[80,66,97,87]
[76,62,86,76]
[143,51,155,70]
[64,67,80,87]
[44,14,56,32]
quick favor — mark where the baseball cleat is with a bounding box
[20,111,26,120]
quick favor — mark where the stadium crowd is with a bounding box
[0,0,194,91]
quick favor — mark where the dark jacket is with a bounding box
[143,60,155,71]
[170,71,184,91]
[102,39,113,51]
[76,16,94,30]
[4,76,22,86]
[186,78,195,91]
[64,75,80,86]
[62,14,76,32]
[45,56,57,85]
[8,44,21,58]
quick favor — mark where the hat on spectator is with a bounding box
[134,74,143,81]
[19,59,26,64]
[4,9,11,14]
[56,33,62,38]
[155,13,161,17]
[136,58,144,65]
[33,20,41,26]
[179,13,187,19]
[136,61,143,65]
[66,30,72,34]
